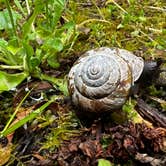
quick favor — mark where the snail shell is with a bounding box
[68,47,144,112]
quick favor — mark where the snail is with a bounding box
[68,47,144,112]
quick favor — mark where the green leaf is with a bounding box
[22,42,35,71]
[0,39,8,46]
[51,0,66,28]
[43,38,63,52]
[30,57,40,69]
[0,9,21,30]
[0,44,20,65]
[98,159,112,166]
[59,21,75,45]
[42,38,63,68]
[0,71,28,92]
[47,55,60,69]
[22,1,44,38]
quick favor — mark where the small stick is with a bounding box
[135,99,166,128]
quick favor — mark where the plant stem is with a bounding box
[25,0,35,32]
[0,65,23,70]
[25,0,30,15]
[91,0,105,20]
[146,6,166,12]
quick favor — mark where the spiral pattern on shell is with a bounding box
[68,47,144,112]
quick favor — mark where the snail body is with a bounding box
[68,47,144,112]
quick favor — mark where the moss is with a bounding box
[66,0,166,58]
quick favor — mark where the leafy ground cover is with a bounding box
[0,0,166,165]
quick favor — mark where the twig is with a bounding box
[145,6,166,12]
[91,0,106,20]
[148,96,166,106]
[76,19,111,28]
[146,27,162,34]
[139,30,154,42]
[106,0,128,14]
[135,99,166,128]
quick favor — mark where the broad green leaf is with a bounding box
[7,38,22,55]
[0,44,19,65]
[30,57,40,69]
[47,55,60,69]
[98,159,112,166]
[122,100,140,123]
[0,39,20,67]
[43,38,63,52]
[0,38,8,46]
[43,37,63,68]
[0,71,28,92]
[56,0,66,6]
[49,0,66,28]
[0,9,21,30]
[35,48,43,61]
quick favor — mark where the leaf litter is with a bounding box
[0,0,166,165]
[52,120,166,166]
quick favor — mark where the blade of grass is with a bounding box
[1,100,53,137]
[76,19,112,28]
[0,90,31,135]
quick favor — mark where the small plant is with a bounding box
[0,91,53,137]
[42,109,79,150]
[0,0,75,95]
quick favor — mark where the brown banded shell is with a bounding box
[68,47,144,112]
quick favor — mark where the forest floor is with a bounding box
[0,0,166,166]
